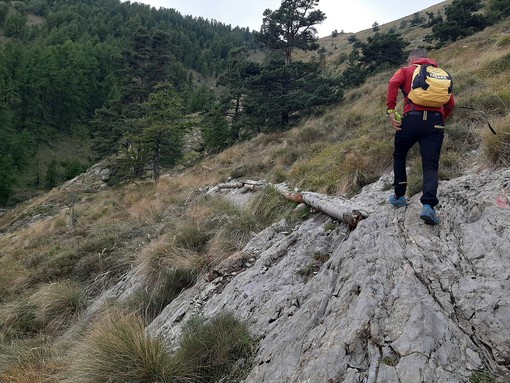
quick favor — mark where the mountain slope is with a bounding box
[144,169,510,382]
[1,2,510,382]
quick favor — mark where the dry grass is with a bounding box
[207,209,260,257]
[134,192,267,278]
[63,309,195,383]
[137,234,203,276]
[130,236,203,321]
[0,342,64,383]
[60,309,254,383]
[481,114,510,167]
[30,281,87,334]
[181,195,262,266]
[0,300,40,338]
[0,256,31,301]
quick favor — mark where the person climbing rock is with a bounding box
[386,48,455,224]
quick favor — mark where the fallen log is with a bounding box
[206,180,368,229]
[275,186,367,230]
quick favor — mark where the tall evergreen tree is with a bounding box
[487,0,510,21]
[359,30,409,72]
[429,0,488,43]
[341,30,409,88]
[94,28,184,156]
[244,59,342,129]
[201,105,232,153]
[125,83,192,181]
[4,11,26,38]
[256,0,325,65]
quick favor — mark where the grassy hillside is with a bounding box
[1,1,510,381]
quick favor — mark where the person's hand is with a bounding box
[388,112,402,131]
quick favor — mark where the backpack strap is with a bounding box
[399,64,419,98]
[412,64,430,91]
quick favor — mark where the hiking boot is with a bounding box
[389,194,408,207]
[420,204,440,225]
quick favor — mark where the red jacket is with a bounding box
[387,57,455,119]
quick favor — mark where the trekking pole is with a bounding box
[458,106,497,135]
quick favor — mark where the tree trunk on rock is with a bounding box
[276,188,367,229]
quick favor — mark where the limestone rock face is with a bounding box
[147,169,510,383]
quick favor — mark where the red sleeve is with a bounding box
[443,93,455,120]
[387,68,406,110]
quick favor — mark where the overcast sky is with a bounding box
[135,0,444,37]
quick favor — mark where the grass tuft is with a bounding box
[0,300,40,339]
[249,185,297,226]
[481,115,510,167]
[63,309,196,383]
[177,312,254,382]
[208,209,261,256]
[470,370,497,383]
[62,310,253,383]
[30,280,87,334]
[174,221,212,254]
[128,267,197,322]
[288,136,392,196]
[0,342,63,383]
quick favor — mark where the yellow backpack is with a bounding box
[407,64,453,108]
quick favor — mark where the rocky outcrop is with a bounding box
[147,168,510,383]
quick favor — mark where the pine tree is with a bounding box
[245,60,342,129]
[430,0,488,43]
[256,0,325,65]
[125,83,192,181]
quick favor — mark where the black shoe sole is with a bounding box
[420,214,439,225]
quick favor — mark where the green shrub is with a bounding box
[289,137,392,196]
[470,370,497,383]
[192,196,262,256]
[28,222,141,286]
[270,167,288,183]
[291,124,327,145]
[28,249,80,285]
[405,155,423,198]
[444,120,477,148]
[174,222,212,254]
[274,146,305,167]
[61,160,89,181]
[297,252,330,282]
[467,93,509,116]
[483,52,510,78]
[177,313,254,382]
[498,35,510,47]
[128,268,197,322]
[45,159,62,189]
[288,143,345,193]
[439,151,463,181]
[249,186,297,226]
[210,209,261,254]
[63,310,253,383]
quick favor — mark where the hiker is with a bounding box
[386,48,455,224]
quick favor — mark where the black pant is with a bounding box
[393,111,445,207]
